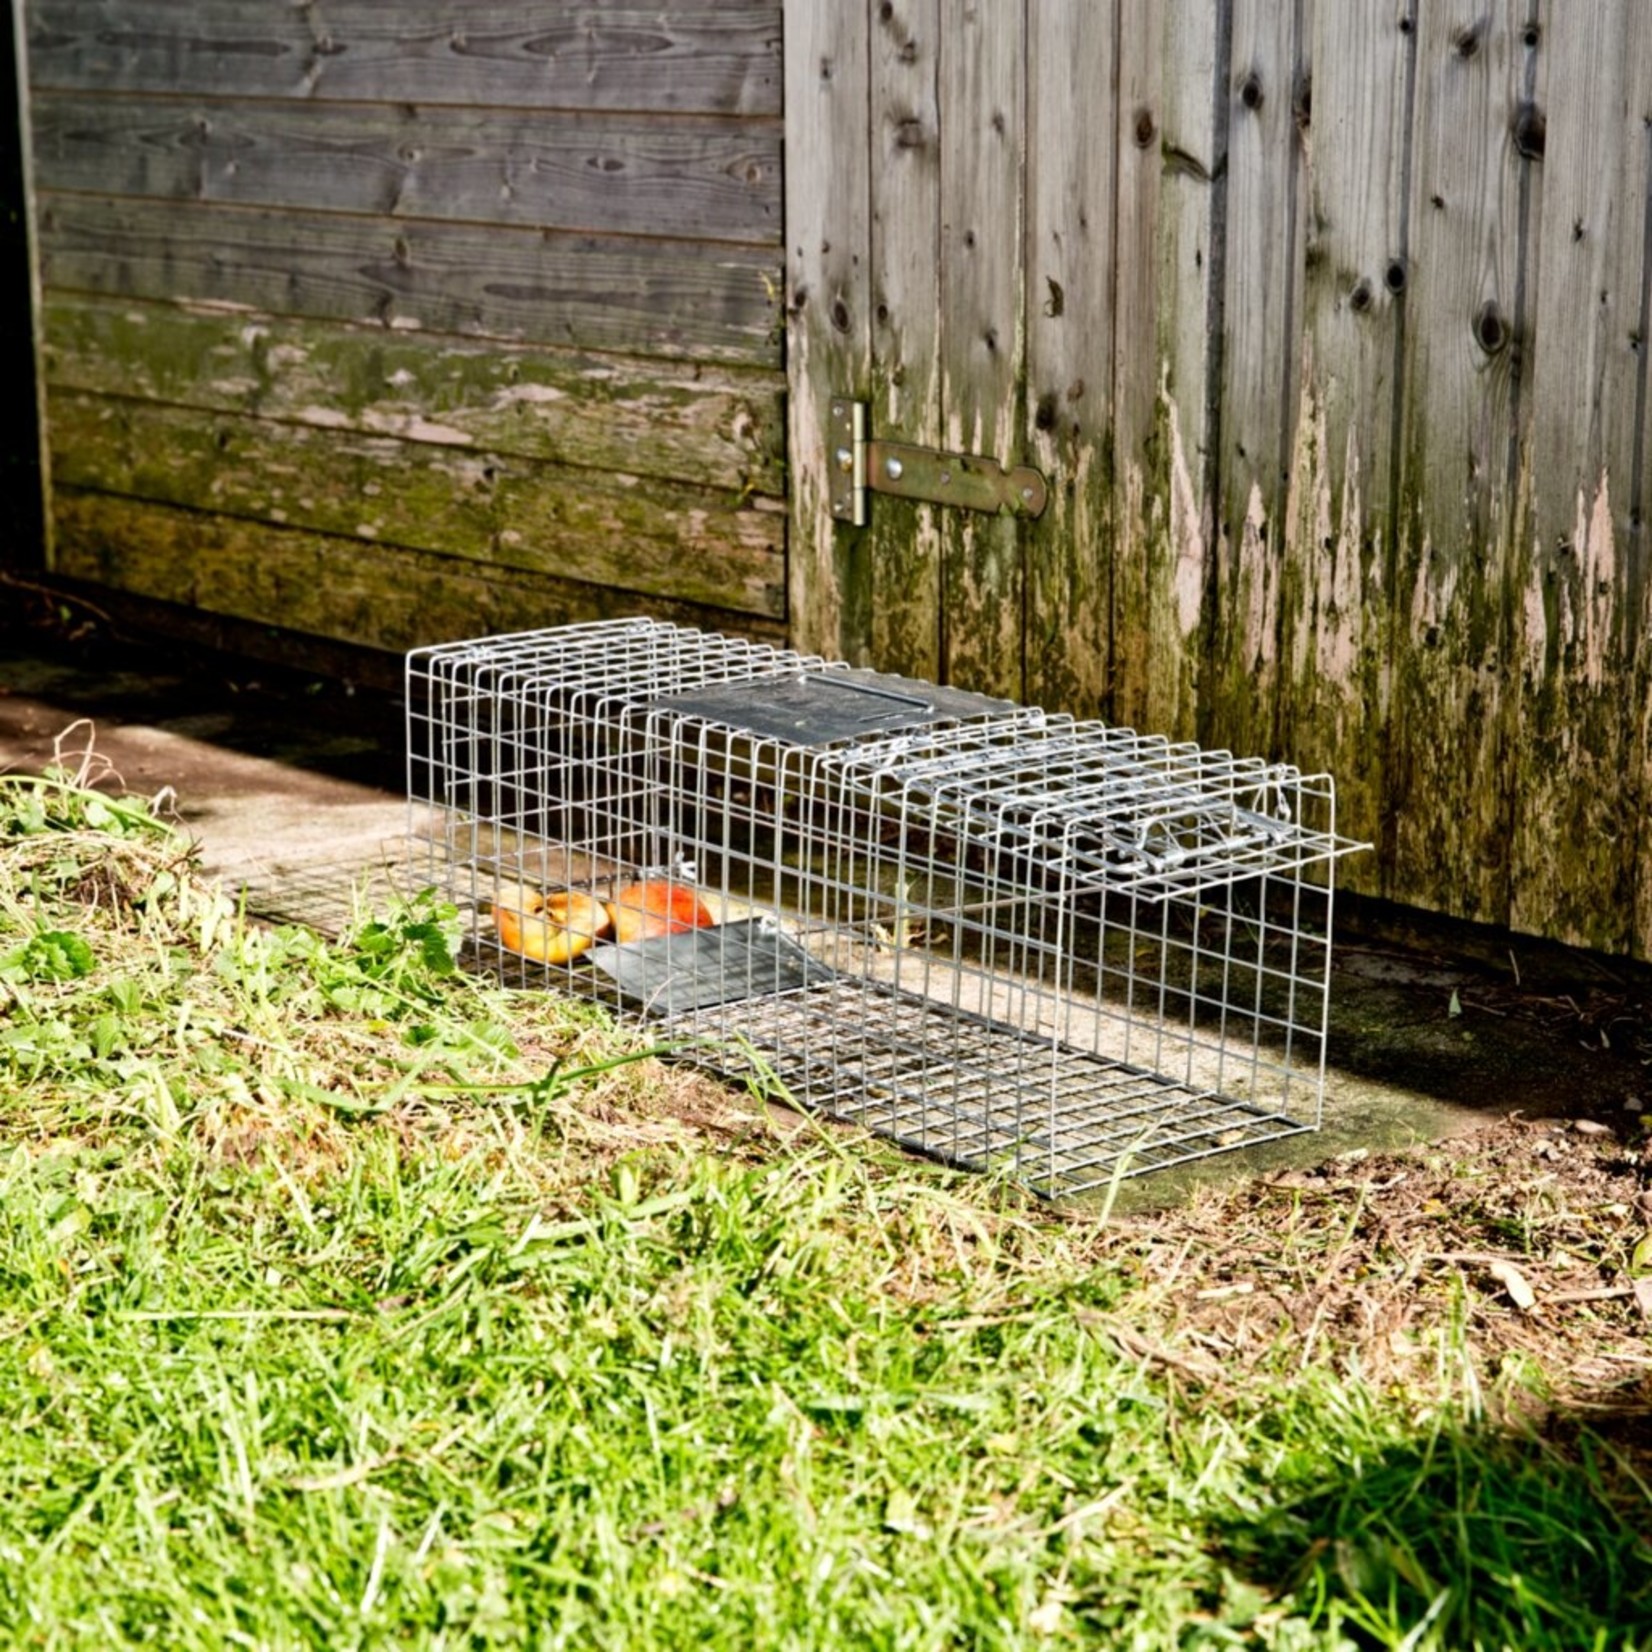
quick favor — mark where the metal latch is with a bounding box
[828,400,1048,526]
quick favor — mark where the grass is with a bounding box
[2,767,1650,1649]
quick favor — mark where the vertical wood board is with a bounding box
[935,3,1026,700]
[866,0,944,682]
[1514,1,1652,952]
[1107,0,1166,732]
[1208,0,1305,764]
[1023,2,1118,716]
[1277,3,1416,886]
[783,0,872,661]
[1385,2,1537,927]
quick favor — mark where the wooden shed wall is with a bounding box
[20,1,787,650]
[784,0,1652,959]
[13,2,1652,959]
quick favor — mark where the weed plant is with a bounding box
[2,769,1649,1649]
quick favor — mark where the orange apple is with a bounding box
[490,888,611,964]
[605,879,715,943]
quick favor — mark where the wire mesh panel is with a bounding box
[407,618,1367,1195]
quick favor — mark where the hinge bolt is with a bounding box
[885,456,904,480]
[835,446,853,473]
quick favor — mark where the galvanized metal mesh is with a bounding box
[407,618,1365,1195]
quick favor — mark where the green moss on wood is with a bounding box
[47,392,784,620]
[43,296,785,496]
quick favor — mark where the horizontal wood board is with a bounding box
[41,294,785,496]
[51,491,786,656]
[30,93,781,245]
[24,1,783,114]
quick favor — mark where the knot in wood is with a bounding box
[1451,20,1484,58]
[1512,102,1546,160]
[1473,299,1509,355]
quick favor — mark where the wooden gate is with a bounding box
[783,1,1652,958]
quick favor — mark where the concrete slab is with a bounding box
[4,630,1644,1204]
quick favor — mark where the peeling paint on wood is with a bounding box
[1512,0,1652,954]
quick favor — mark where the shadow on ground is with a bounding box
[1196,1410,1652,1648]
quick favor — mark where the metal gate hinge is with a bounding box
[828,400,1048,526]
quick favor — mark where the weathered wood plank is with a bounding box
[1383,3,1535,928]
[42,294,785,495]
[1155,0,1223,744]
[936,2,1024,701]
[26,1,782,116]
[1208,0,1304,762]
[30,92,781,245]
[50,491,785,656]
[47,392,785,619]
[37,194,783,365]
[1277,4,1414,890]
[1108,0,1163,733]
[865,0,943,684]
[783,0,871,661]
[1112,0,1222,742]
[1023,1,1117,717]
[1514,2,1652,954]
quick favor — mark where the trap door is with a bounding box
[785,3,1192,721]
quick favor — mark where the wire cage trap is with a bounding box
[407,619,1367,1195]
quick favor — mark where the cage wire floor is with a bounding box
[472,912,1314,1197]
[663,979,1311,1194]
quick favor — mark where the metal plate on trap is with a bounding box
[587,918,834,1015]
[651,669,1014,747]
